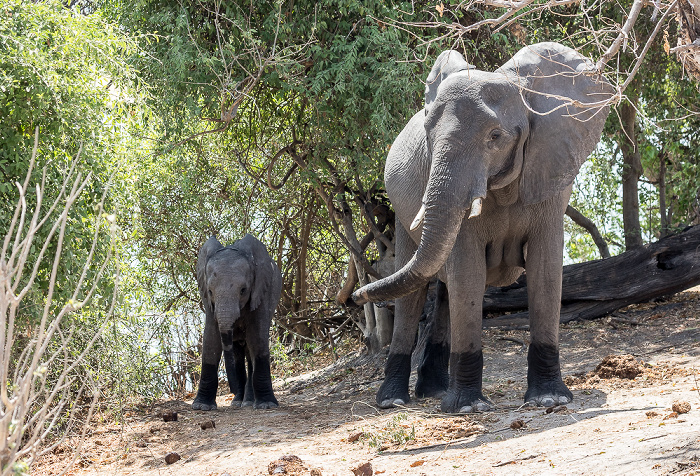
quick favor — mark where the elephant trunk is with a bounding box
[352,202,465,305]
[217,306,240,351]
[352,151,487,306]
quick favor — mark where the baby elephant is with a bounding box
[192,234,282,410]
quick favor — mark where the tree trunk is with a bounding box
[620,99,644,250]
[482,226,700,327]
[659,152,669,237]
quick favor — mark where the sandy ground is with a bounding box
[35,292,700,476]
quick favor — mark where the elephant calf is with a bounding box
[192,234,282,410]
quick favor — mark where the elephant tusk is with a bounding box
[409,203,427,231]
[468,197,483,219]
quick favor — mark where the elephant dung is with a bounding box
[267,454,321,475]
[672,401,691,414]
[351,462,373,476]
[161,411,178,422]
[164,452,181,464]
[510,419,526,430]
[200,420,216,430]
[594,354,643,379]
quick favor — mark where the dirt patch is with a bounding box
[34,292,700,476]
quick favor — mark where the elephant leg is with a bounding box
[441,236,491,413]
[524,202,573,407]
[192,315,222,411]
[240,346,255,407]
[227,342,249,407]
[246,320,278,409]
[415,279,450,398]
[376,220,428,408]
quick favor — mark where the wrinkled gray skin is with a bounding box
[352,43,613,413]
[192,234,282,410]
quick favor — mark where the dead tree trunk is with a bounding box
[483,226,700,327]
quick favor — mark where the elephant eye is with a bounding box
[240,287,247,295]
[208,289,213,297]
[489,129,502,141]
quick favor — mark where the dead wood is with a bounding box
[483,225,700,327]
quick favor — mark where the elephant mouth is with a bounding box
[220,329,235,351]
[410,196,483,231]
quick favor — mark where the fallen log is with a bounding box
[483,225,700,327]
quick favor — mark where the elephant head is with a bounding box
[353,42,614,304]
[197,234,276,350]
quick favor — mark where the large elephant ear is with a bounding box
[237,234,280,312]
[497,42,615,205]
[197,235,223,314]
[425,49,476,115]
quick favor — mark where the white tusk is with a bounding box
[409,203,427,231]
[468,197,483,219]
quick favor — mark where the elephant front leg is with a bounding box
[376,287,428,408]
[376,219,427,408]
[247,331,278,409]
[441,240,492,413]
[193,317,222,411]
[415,279,450,398]
[523,206,573,407]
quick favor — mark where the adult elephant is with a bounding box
[193,234,282,410]
[353,43,614,413]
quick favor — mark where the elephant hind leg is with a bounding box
[415,279,450,399]
[229,342,250,408]
[240,347,255,407]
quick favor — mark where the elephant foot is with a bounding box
[192,397,217,411]
[254,399,279,410]
[441,387,492,413]
[415,342,449,399]
[231,389,255,408]
[440,351,491,413]
[524,380,572,407]
[525,343,573,407]
[376,353,411,409]
[231,398,255,408]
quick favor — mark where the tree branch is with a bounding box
[566,205,611,259]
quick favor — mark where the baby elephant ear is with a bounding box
[425,50,476,115]
[237,234,278,312]
[197,235,223,313]
[497,42,615,205]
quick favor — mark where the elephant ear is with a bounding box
[236,234,279,312]
[197,235,224,315]
[425,49,476,116]
[497,42,615,205]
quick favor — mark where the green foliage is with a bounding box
[0,0,176,411]
[0,0,139,313]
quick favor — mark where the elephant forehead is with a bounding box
[438,71,515,101]
[207,252,251,276]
